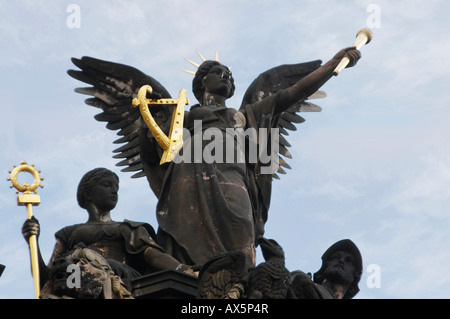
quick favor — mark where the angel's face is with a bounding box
[202,65,233,98]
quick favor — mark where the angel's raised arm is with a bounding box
[276,47,361,114]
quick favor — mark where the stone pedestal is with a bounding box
[131,269,198,299]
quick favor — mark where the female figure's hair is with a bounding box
[76,168,119,209]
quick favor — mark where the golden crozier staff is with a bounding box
[8,161,44,299]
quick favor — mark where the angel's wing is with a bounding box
[68,56,173,193]
[239,60,326,179]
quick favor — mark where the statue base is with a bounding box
[131,270,199,299]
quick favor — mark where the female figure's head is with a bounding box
[77,168,119,212]
[192,60,235,103]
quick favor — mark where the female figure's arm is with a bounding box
[22,218,67,287]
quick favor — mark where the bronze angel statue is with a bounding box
[68,46,361,274]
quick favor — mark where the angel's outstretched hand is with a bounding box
[332,46,361,68]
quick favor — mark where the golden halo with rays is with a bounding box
[183,50,230,76]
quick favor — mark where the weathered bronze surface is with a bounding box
[290,239,363,299]
[17,34,367,298]
[67,46,361,274]
[21,168,196,298]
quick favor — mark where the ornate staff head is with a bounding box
[8,161,44,205]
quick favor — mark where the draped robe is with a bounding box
[148,92,282,271]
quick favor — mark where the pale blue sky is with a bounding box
[1,0,449,299]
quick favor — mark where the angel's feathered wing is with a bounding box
[239,60,326,179]
[68,56,172,196]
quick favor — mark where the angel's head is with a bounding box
[192,60,235,103]
[77,168,119,212]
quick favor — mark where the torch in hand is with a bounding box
[333,28,373,76]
